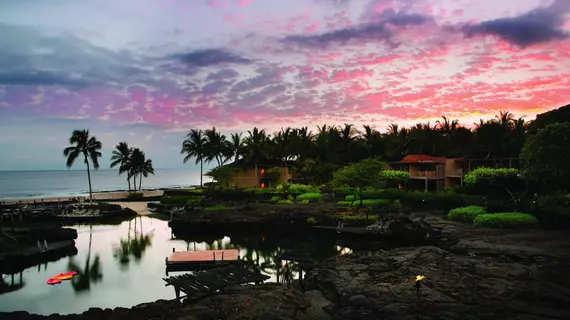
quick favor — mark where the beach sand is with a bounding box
[109,201,156,215]
[3,190,164,205]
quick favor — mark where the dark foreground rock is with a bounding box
[0,225,78,273]
[310,214,570,320]
[0,283,311,320]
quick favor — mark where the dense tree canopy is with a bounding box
[180,110,535,184]
[521,122,570,191]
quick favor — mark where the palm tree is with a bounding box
[273,127,294,174]
[63,130,102,201]
[229,133,246,164]
[203,127,231,168]
[130,148,154,191]
[181,129,206,188]
[110,142,133,193]
[244,127,270,188]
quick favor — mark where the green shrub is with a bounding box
[306,217,317,224]
[269,195,282,203]
[337,199,390,208]
[336,201,352,207]
[448,206,486,222]
[277,199,294,205]
[204,204,231,211]
[464,167,519,185]
[243,187,277,195]
[345,195,359,202]
[296,192,323,202]
[187,196,205,206]
[379,170,409,183]
[276,183,320,194]
[161,195,191,205]
[341,214,379,221]
[299,199,310,204]
[127,192,144,199]
[473,212,539,228]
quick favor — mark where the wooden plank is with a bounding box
[167,249,239,263]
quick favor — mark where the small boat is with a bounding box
[46,271,78,285]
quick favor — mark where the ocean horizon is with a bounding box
[0,168,206,200]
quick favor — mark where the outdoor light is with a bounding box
[415,275,425,299]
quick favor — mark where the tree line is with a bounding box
[63,129,155,200]
[181,111,530,186]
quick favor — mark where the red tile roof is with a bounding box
[398,154,447,164]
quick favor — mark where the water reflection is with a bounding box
[173,233,352,284]
[68,226,103,293]
[113,217,153,268]
[0,273,25,295]
[0,216,355,315]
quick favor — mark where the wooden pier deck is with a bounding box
[164,265,270,300]
[166,249,240,272]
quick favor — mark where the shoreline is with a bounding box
[1,190,166,204]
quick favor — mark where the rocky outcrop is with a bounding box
[309,214,570,320]
[169,204,338,234]
[1,283,311,320]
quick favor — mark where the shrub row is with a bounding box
[160,195,205,206]
[473,213,539,228]
[337,199,391,208]
[448,205,538,228]
[448,206,486,222]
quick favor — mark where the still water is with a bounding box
[0,217,352,315]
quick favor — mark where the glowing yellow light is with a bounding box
[416,275,425,281]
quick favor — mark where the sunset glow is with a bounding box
[0,0,569,169]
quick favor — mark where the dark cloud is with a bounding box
[169,48,251,67]
[0,23,145,87]
[462,0,569,47]
[282,11,430,48]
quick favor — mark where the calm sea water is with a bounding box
[0,169,205,200]
[0,217,352,315]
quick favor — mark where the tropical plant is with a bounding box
[129,148,155,191]
[110,141,133,192]
[244,127,271,188]
[181,129,206,188]
[63,129,102,201]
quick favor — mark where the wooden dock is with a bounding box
[165,249,240,272]
[164,265,270,300]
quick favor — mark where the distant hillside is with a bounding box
[529,104,570,132]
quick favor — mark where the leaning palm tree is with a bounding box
[181,129,206,188]
[110,142,133,192]
[203,127,231,168]
[63,130,102,201]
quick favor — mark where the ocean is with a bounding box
[0,168,205,200]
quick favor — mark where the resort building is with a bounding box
[389,154,520,191]
[225,158,294,188]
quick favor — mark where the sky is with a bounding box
[0,0,569,170]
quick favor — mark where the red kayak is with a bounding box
[47,271,78,285]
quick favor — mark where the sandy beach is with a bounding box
[2,190,164,205]
[109,201,157,215]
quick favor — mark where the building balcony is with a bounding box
[446,169,463,178]
[410,171,445,179]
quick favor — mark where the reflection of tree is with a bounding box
[68,225,103,293]
[0,272,25,295]
[113,217,153,267]
[175,232,353,284]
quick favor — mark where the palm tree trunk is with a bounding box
[133,173,137,191]
[127,179,131,193]
[85,156,93,202]
[200,159,203,188]
[139,174,142,191]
